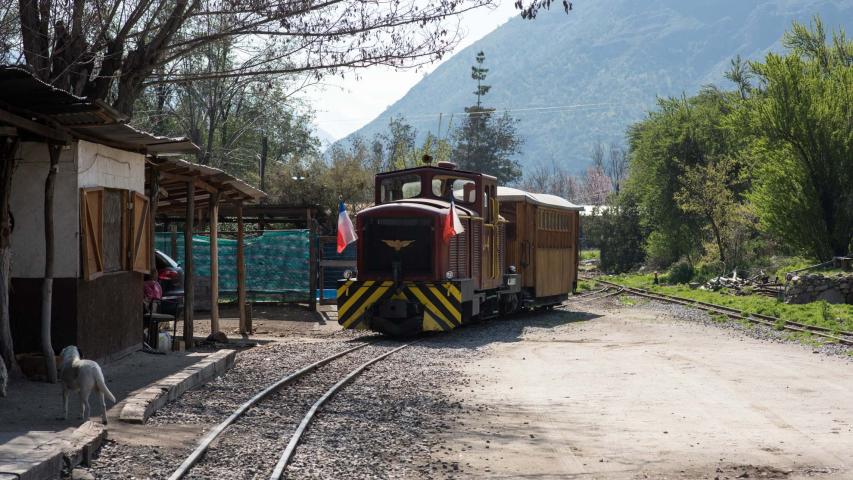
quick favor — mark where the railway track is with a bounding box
[589,279,853,347]
[169,340,417,480]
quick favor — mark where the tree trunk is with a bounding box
[259,136,268,192]
[709,217,726,272]
[0,136,20,376]
[41,145,59,383]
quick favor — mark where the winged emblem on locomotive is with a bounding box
[381,239,415,251]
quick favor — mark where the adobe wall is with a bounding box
[9,141,79,278]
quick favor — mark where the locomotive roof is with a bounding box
[496,187,583,212]
[376,165,498,181]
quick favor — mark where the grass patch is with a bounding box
[580,249,600,261]
[618,295,637,306]
[603,273,853,333]
[576,279,597,292]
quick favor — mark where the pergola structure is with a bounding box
[148,158,266,345]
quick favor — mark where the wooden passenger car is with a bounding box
[498,187,582,304]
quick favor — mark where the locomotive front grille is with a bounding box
[363,217,434,275]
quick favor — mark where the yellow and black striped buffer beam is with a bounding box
[337,280,463,332]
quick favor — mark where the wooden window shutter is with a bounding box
[80,188,105,280]
[129,192,151,274]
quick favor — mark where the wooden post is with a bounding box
[40,144,60,383]
[236,200,248,334]
[308,209,317,311]
[209,191,220,333]
[149,166,160,276]
[183,182,194,348]
[170,224,178,259]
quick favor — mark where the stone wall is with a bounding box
[784,274,853,304]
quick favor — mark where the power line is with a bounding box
[320,102,643,124]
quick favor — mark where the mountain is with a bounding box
[338,0,853,174]
[313,126,338,153]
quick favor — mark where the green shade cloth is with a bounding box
[155,230,311,302]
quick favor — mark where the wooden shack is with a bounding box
[497,187,582,301]
[0,67,197,362]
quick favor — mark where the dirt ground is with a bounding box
[441,303,853,479]
[182,303,341,340]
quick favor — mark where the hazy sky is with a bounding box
[304,2,520,141]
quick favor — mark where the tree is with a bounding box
[673,155,747,270]
[625,87,745,267]
[745,17,853,259]
[451,51,523,184]
[5,0,502,116]
[471,51,491,108]
[519,159,581,202]
[379,116,419,170]
[587,193,645,273]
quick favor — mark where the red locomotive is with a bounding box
[337,161,581,335]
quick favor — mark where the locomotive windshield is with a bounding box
[380,175,421,202]
[432,176,476,204]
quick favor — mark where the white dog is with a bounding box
[59,346,115,423]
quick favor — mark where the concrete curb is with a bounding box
[0,422,105,480]
[119,349,236,424]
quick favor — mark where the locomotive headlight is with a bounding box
[343,269,354,280]
[445,270,455,280]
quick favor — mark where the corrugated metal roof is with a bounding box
[0,66,198,154]
[496,186,583,211]
[151,157,266,212]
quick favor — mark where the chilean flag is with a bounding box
[337,200,357,254]
[442,198,465,242]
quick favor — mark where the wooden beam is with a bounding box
[308,208,317,312]
[183,180,195,349]
[209,191,220,334]
[0,108,70,144]
[236,200,248,334]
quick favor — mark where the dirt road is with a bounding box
[443,302,853,479]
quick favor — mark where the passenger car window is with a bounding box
[380,175,422,202]
[432,176,476,203]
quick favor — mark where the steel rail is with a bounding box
[567,287,611,300]
[168,341,373,480]
[562,287,623,307]
[595,280,853,346]
[269,341,419,479]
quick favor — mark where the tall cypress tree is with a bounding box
[452,51,522,184]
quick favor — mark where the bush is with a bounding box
[591,197,645,273]
[644,231,683,269]
[666,260,694,284]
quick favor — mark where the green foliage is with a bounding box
[625,16,851,271]
[626,87,746,269]
[744,17,853,259]
[666,260,694,284]
[587,195,645,273]
[580,249,600,261]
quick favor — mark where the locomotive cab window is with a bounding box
[380,175,422,202]
[432,176,476,203]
